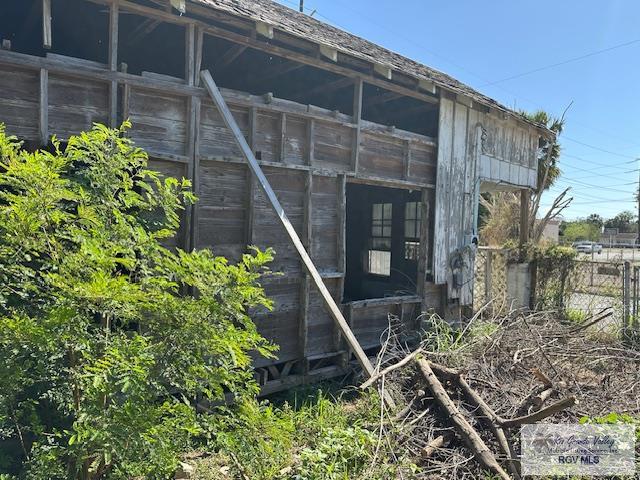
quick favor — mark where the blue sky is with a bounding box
[275,0,640,221]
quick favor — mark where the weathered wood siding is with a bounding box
[433,96,540,305]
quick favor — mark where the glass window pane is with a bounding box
[368,250,391,276]
[383,203,392,218]
[372,203,382,219]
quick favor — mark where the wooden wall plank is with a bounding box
[39,68,48,145]
[0,66,40,141]
[351,78,363,172]
[48,74,109,140]
[128,88,188,157]
[433,96,454,285]
[42,0,52,50]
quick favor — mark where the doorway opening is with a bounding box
[344,183,425,302]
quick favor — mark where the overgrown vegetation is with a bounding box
[193,390,404,480]
[531,244,577,311]
[0,123,276,478]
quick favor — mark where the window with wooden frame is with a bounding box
[404,201,421,261]
[367,202,392,276]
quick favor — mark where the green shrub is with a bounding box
[0,123,275,478]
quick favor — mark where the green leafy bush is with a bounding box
[0,123,275,478]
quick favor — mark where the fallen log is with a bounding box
[532,388,553,408]
[429,362,521,479]
[416,359,511,480]
[500,396,576,428]
[421,435,445,459]
[360,348,423,390]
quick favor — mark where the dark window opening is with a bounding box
[362,83,438,137]
[404,201,421,260]
[0,0,109,63]
[345,183,426,302]
[119,12,186,79]
[200,34,355,115]
[367,202,392,276]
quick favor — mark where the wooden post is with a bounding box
[337,173,347,302]
[623,261,631,332]
[519,189,530,246]
[39,68,48,146]
[307,118,315,166]
[194,27,204,86]
[403,139,411,180]
[185,23,196,86]
[279,112,287,162]
[184,96,200,251]
[200,70,391,405]
[42,0,52,49]
[298,170,312,364]
[484,250,493,305]
[351,78,363,173]
[108,1,119,127]
[417,188,429,316]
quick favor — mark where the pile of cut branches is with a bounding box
[363,307,640,479]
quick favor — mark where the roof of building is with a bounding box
[190,0,550,134]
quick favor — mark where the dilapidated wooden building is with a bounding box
[0,0,550,391]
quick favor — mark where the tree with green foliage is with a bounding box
[604,210,636,233]
[561,220,600,242]
[0,123,275,479]
[585,213,604,229]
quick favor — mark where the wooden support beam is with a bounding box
[337,174,347,302]
[279,113,287,162]
[121,82,131,120]
[184,96,200,251]
[127,18,161,45]
[351,78,363,172]
[306,118,315,165]
[200,70,390,404]
[86,0,443,108]
[108,2,119,127]
[245,106,257,245]
[108,2,119,71]
[364,90,403,108]
[185,23,196,85]
[259,61,305,84]
[519,189,530,246]
[39,68,48,145]
[42,0,52,49]
[194,27,204,86]
[417,189,429,317]
[109,81,118,127]
[215,44,248,70]
[402,139,410,180]
[291,76,354,102]
[298,170,312,361]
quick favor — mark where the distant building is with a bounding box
[540,218,560,243]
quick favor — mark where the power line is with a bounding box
[563,137,639,159]
[481,37,640,86]
[282,1,640,158]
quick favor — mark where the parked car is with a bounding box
[572,241,603,254]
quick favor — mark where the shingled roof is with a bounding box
[190,0,550,134]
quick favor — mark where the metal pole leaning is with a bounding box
[200,70,395,408]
